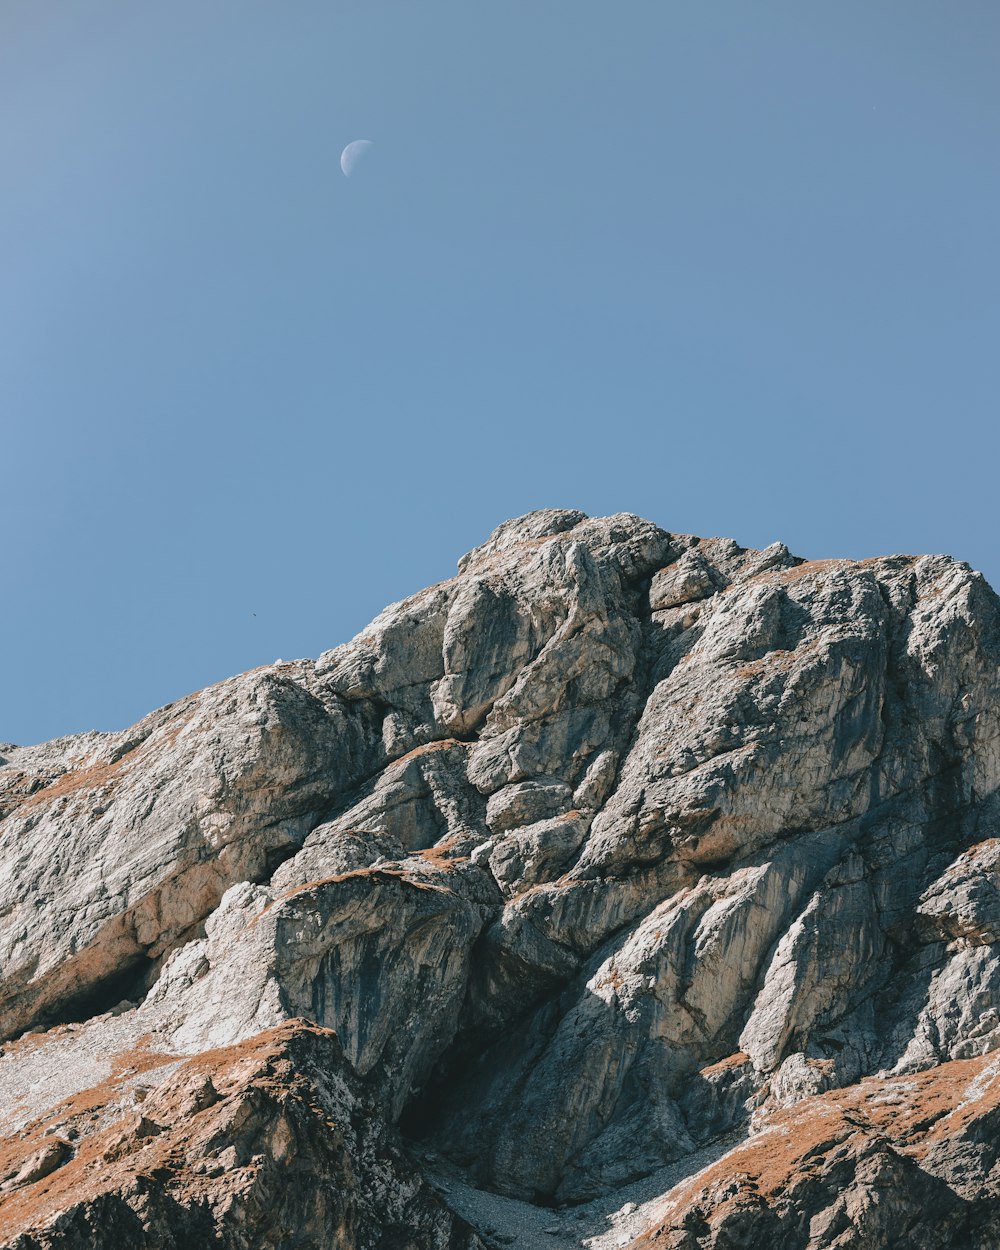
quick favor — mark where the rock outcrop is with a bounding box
[0,1021,483,1250]
[2,509,1000,1249]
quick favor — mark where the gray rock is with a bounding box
[4,511,1000,1248]
[486,778,574,834]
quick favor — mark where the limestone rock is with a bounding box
[0,1021,483,1249]
[630,1054,1000,1249]
[4,511,1000,1247]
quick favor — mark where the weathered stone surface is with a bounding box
[145,859,494,1122]
[4,510,1000,1247]
[630,1054,1000,1250]
[0,1021,483,1249]
[0,666,386,1042]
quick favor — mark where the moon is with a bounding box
[340,140,373,178]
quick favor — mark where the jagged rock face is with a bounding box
[632,1054,1000,1250]
[0,1021,483,1250]
[3,509,1000,1249]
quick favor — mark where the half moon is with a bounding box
[340,139,373,178]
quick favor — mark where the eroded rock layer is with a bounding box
[2,510,1000,1249]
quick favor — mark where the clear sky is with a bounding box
[3,2,999,745]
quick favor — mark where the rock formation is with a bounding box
[2,509,1000,1248]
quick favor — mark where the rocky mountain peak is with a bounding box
[3,511,1000,1248]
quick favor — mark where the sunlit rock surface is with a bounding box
[3,510,1000,1249]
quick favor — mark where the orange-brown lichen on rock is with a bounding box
[418,833,471,867]
[0,1021,482,1250]
[698,1052,750,1078]
[630,1055,1000,1249]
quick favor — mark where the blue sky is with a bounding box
[3,2,998,745]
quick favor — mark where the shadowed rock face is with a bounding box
[3,510,1000,1249]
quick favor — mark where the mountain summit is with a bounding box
[3,510,1000,1249]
